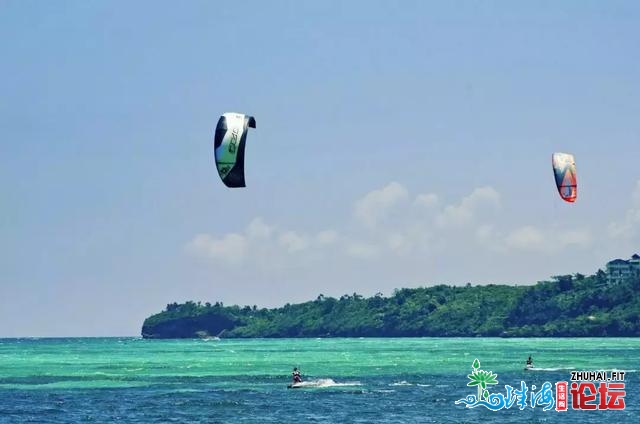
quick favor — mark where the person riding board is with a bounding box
[292,367,302,384]
[526,356,533,367]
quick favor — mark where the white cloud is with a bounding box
[353,182,409,228]
[186,233,247,264]
[186,220,342,270]
[633,180,640,205]
[414,193,439,209]
[387,233,413,253]
[315,230,339,245]
[557,229,592,247]
[185,182,595,280]
[177,179,631,312]
[505,226,545,251]
[246,217,274,239]
[345,242,379,258]
[608,180,640,240]
[278,231,309,253]
[475,224,495,242]
[435,186,500,228]
[504,226,593,252]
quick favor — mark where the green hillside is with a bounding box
[142,265,640,338]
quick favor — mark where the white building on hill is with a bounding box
[606,254,640,285]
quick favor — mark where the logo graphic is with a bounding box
[455,359,625,412]
[466,358,498,402]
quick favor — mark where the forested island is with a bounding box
[142,260,640,338]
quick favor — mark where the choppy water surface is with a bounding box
[0,337,638,423]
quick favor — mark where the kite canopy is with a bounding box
[214,113,256,188]
[552,152,577,203]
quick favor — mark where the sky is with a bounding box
[1,0,639,337]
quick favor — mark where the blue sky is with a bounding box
[1,1,639,336]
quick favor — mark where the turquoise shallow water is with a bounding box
[0,337,638,423]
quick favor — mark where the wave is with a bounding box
[389,381,412,386]
[526,367,574,372]
[293,378,361,388]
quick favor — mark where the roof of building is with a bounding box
[607,259,629,265]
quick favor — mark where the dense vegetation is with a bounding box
[141,270,640,338]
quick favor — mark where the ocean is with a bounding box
[0,337,638,423]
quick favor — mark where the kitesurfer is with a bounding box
[526,356,533,367]
[292,367,302,383]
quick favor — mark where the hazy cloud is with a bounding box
[278,231,309,253]
[557,229,593,247]
[246,217,274,239]
[186,182,594,272]
[315,230,339,245]
[186,233,247,265]
[435,186,501,228]
[414,193,439,209]
[608,180,640,240]
[345,241,379,258]
[504,226,592,252]
[354,182,409,228]
[504,226,546,251]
